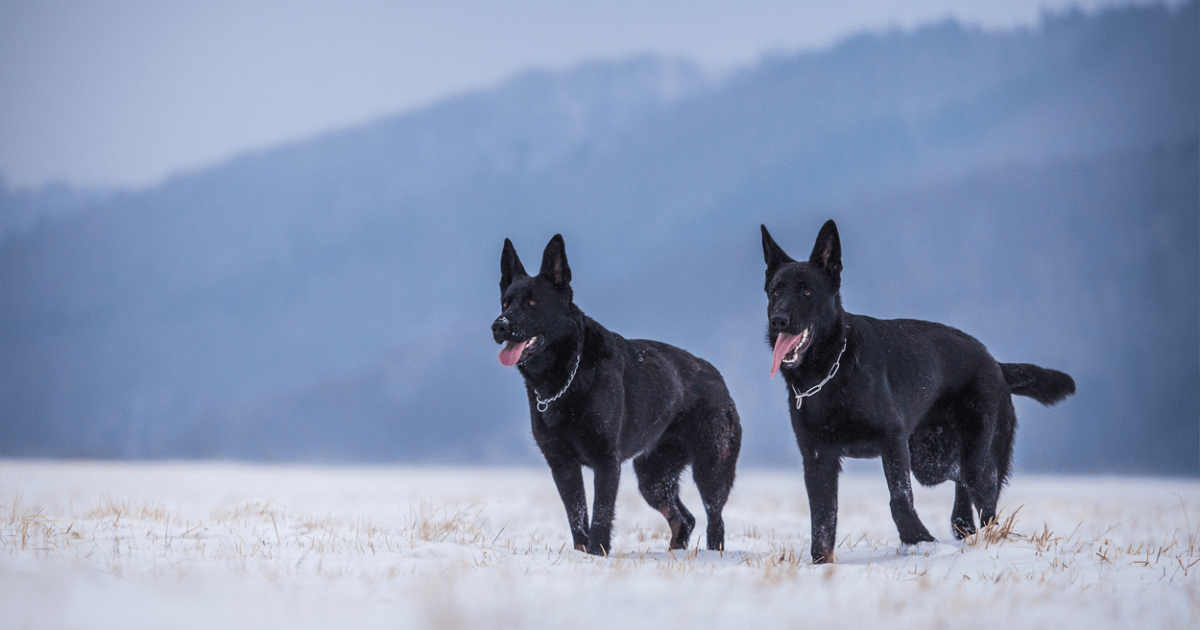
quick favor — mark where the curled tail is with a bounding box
[1000,363,1076,406]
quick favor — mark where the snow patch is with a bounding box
[2,461,1197,630]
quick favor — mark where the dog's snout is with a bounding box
[491,317,510,341]
[769,313,790,332]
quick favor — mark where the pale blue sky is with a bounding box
[0,0,1174,189]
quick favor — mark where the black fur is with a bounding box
[761,220,1075,563]
[999,363,1077,406]
[493,235,742,555]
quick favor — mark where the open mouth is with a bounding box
[498,336,538,367]
[771,327,812,378]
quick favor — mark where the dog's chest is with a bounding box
[537,402,620,460]
[795,406,883,458]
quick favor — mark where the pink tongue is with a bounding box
[771,333,800,378]
[498,340,526,367]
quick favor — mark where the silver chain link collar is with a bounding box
[535,349,580,413]
[534,314,585,413]
[790,336,848,410]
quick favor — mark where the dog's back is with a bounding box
[847,315,1075,422]
[847,316,1003,415]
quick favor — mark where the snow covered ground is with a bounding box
[1,460,1196,629]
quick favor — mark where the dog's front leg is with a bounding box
[801,443,840,563]
[881,436,935,545]
[586,460,621,556]
[548,461,589,551]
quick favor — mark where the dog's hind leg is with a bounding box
[880,435,936,545]
[692,463,734,551]
[958,406,1003,530]
[673,495,696,544]
[908,417,973,539]
[633,442,693,550]
[691,408,741,551]
[961,454,999,529]
[957,379,1018,531]
[951,482,976,539]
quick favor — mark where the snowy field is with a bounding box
[1,460,1197,629]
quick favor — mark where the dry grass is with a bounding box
[1,462,1197,630]
[407,502,488,546]
[4,482,1198,586]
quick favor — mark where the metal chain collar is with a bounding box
[535,349,581,412]
[790,336,848,411]
[535,314,585,413]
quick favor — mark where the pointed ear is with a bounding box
[500,238,527,293]
[539,234,572,290]
[808,219,842,288]
[761,224,795,284]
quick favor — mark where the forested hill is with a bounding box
[3,2,1196,473]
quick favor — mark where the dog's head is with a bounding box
[492,234,579,368]
[761,220,843,377]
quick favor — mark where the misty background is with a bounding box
[1,1,1197,475]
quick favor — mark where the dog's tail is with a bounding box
[1000,363,1076,406]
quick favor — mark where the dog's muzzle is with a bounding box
[491,316,511,343]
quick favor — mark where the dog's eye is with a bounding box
[528,300,537,307]
[502,300,509,309]
[772,289,780,297]
[803,289,812,298]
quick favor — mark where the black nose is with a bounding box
[769,313,790,332]
[491,317,510,340]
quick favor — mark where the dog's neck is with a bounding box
[786,314,849,391]
[518,312,588,408]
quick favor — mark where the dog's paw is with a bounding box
[897,541,955,557]
[585,542,611,557]
[951,519,976,540]
[898,528,936,545]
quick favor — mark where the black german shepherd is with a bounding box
[761,220,1075,563]
[492,235,742,555]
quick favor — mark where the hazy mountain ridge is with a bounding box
[2,2,1196,472]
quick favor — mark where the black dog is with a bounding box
[492,235,742,555]
[761,220,1075,563]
